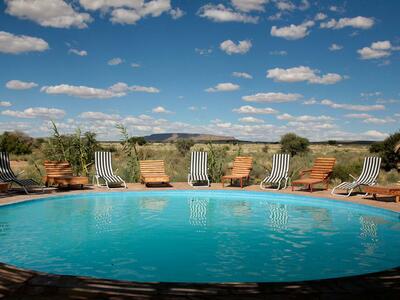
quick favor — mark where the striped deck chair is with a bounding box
[0,152,43,194]
[188,151,210,187]
[331,156,381,197]
[260,154,290,190]
[94,151,127,189]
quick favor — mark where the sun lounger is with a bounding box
[139,160,170,186]
[43,161,88,189]
[222,156,253,188]
[292,157,336,192]
[188,151,210,187]
[331,156,381,196]
[0,151,43,194]
[94,151,126,188]
[260,154,290,190]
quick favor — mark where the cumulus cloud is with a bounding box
[195,47,213,56]
[239,116,264,123]
[1,107,65,119]
[79,0,178,25]
[131,63,141,68]
[344,113,372,119]
[5,0,92,29]
[320,16,374,29]
[108,57,123,65]
[152,106,171,113]
[0,31,49,54]
[205,82,240,92]
[363,130,388,139]
[329,43,343,51]
[232,72,253,79]
[220,39,252,55]
[315,12,327,21]
[277,113,334,122]
[266,66,343,84]
[233,105,278,114]
[69,49,87,56]
[6,80,38,90]
[357,40,399,60]
[41,82,159,99]
[198,4,258,23]
[242,92,302,103]
[0,101,12,107]
[271,20,314,40]
[321,99,385,111]
[231,0,268,12]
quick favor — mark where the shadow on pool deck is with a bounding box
[1,262,400,299]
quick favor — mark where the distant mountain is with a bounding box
[143,133,237,142]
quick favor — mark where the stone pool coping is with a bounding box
[1,183,399,299]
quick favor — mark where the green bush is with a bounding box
[280,133,310,156]
[175,139,194,155]
[207,142,227,182]
[369,131,400,171]
[0,131,33,155]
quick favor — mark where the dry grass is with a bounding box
[11,143,400,186]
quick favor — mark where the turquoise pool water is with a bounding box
[0,191,399,282]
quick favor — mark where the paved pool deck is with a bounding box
[0,183,399,299]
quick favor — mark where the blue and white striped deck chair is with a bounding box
[331,156,381,197]
[260,154,290,190]
[0,151,43,194]
[187,151,210,187]
[94,151,127,189]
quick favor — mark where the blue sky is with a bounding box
[0,0,399,141]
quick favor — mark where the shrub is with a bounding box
[175,139,194,155]
[328,140,337,145]
[0,131,33,155]
[369,131,400,171]
[261,144,269,153]
[207,142,227,182]
[280,133,310,156]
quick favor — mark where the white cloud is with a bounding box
[233,105,278,114]
[361,92,382,97]
[195,47,213,56]
[1,107,65,119]
[320,16,374,30]
[198,4,258,23]
[239,116,264,123]
[79,0,177,25]
[275,0,296,11]
[302,99,317,105]
[321,99,385,111]
[231,0,268,12]
[357,40,398,60]
[169,7,185,19]
[5,80,38,90]
[152,106,171,113]
[277,113,334,122]
[220,39,252,55]
[0,101,12,107]
[315,12,327,21]
[79,111,120,120]
[0,31,49,54]
[362,117,396,124]
[363,130,388,139]
[5,0,92,29]
[329,43,343,51]
[41,82,160,99]
[108,57,123,65]
[266,66,343,84]
[205,82,240,92]
[344,113,372,119]
[271,20,314,40]
[242,92,302,103]
[69,49,87,56]
[232,72,252,79]
[269,50,288,56]
[131,63,141,68]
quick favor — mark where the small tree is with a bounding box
[328,140,337,146]
[175,139,194,155]
[280,133,310,156]
[207,142,227,182]
[0,131,33,154]
[369,131,400,171]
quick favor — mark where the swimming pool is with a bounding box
[0,191,399,283]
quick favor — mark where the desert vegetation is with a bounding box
[1,127,399,187]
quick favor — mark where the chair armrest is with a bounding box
[299,169,312,177]
[349,174,357,181]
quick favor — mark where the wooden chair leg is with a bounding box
[310,184,313,193]
[240,178,243,188]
